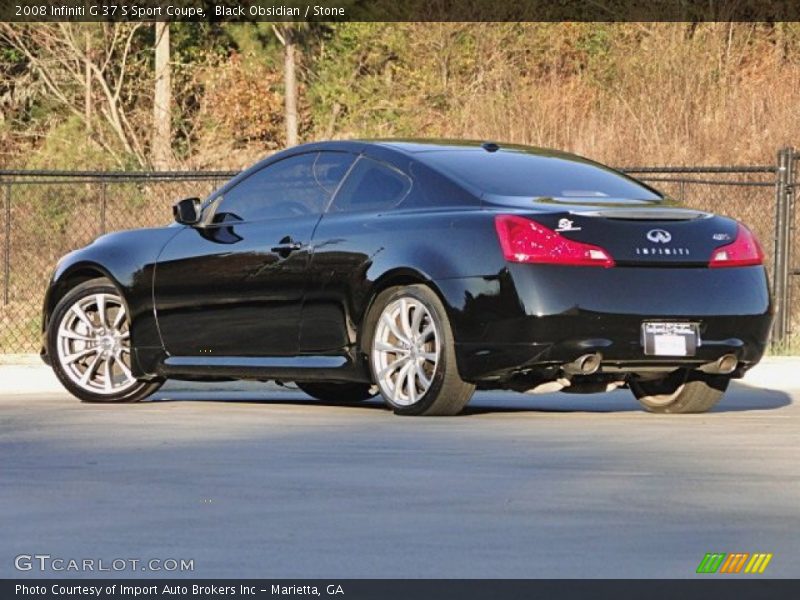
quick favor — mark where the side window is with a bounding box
[314,152,356,194]
[213,153,332,223]
[329,157,412,213]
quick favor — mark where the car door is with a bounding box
[153,151,355,357]
[300,156,413,352]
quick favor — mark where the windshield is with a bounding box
[422,149,662,202]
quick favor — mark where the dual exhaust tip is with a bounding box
[561,352,738,376]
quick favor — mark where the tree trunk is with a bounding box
[283,28,298,147]
[152,22,172,169]
[84,29,91,132]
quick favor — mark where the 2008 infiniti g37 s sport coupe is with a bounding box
[41,140,773,415]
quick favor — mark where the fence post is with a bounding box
[3,183,10,306]
[789,149,798,341]
[772,147,795,346]
[100,181,107,235]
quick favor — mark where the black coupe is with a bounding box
[41,140,772,415]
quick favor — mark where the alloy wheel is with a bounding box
[371,297,440,406]
[55,293,137,395]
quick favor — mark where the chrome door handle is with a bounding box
[271,238,303,256]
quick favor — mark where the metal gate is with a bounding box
[772,147,798,348]
[623,148,797,349]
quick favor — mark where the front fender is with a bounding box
[42,227,179,375]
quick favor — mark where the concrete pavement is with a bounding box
[1,358,798,578]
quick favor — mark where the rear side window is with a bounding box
[329,157,412,213]
[423,150,661,201]
[314,152,356,194]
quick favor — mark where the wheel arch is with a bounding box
[357,268,449,353]
[41,263,128,364]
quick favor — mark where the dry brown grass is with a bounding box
[307,23,800,168]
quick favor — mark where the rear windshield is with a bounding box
[422,150,662,201]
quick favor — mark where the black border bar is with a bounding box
[5,579,800,600]
[4,0,800,23]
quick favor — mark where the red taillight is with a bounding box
[708,223,764,268]
[494,215,615,268]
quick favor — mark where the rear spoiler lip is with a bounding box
[571,208,712,220]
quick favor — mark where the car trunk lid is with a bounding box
[509,204,740,267]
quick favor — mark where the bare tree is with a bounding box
[0,23,148,166]
[272,24,299,146]
[152,22,172,169]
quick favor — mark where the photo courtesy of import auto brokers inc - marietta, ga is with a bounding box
[40,139,773,416]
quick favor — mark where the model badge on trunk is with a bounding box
[556,218,581,232]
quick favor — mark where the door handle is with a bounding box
[271,237,303,256]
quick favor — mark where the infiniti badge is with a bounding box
[646,229,672,243]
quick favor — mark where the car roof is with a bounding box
[214,139,640,203]
[365,138,574,156]
[277,138,582,160]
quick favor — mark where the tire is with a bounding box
[296,381,375,403]
[364,284,475,416]
[630,369,729,414]
[48,278,164,403]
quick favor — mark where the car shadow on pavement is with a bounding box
[149,380,791,415]
[703,381,793,413]
[461,381,792,415]
[150,389,390,410]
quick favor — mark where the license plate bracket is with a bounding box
[641,321,700,357]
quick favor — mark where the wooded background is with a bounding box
[0,22,798,171]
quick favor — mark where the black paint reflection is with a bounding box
[153,215,320,357]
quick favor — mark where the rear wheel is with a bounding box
[630,369,729,414]
[365,284,475,416]
[49,278,163,403]
[296,381,375,403]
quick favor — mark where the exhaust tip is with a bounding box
[716,354,738,374]
[699,354,738,375]
[564,353,602,375]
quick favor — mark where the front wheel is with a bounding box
[365,284,475,416]
[630,369,730,414]
[49,278,163,403]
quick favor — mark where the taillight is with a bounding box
[494,215,615,268]
[708,223,764,268]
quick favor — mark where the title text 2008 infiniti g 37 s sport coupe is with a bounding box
[40,140,773,415]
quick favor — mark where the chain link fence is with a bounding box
[0,171,235,353]
[0,154,796,354]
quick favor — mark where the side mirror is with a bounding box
[173,197,202,225]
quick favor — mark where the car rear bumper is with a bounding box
[434,265,773,382]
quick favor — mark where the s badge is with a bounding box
[556,218,581,232]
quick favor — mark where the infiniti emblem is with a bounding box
[646,229,672,243]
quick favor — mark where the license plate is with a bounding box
[641,322,700,356]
